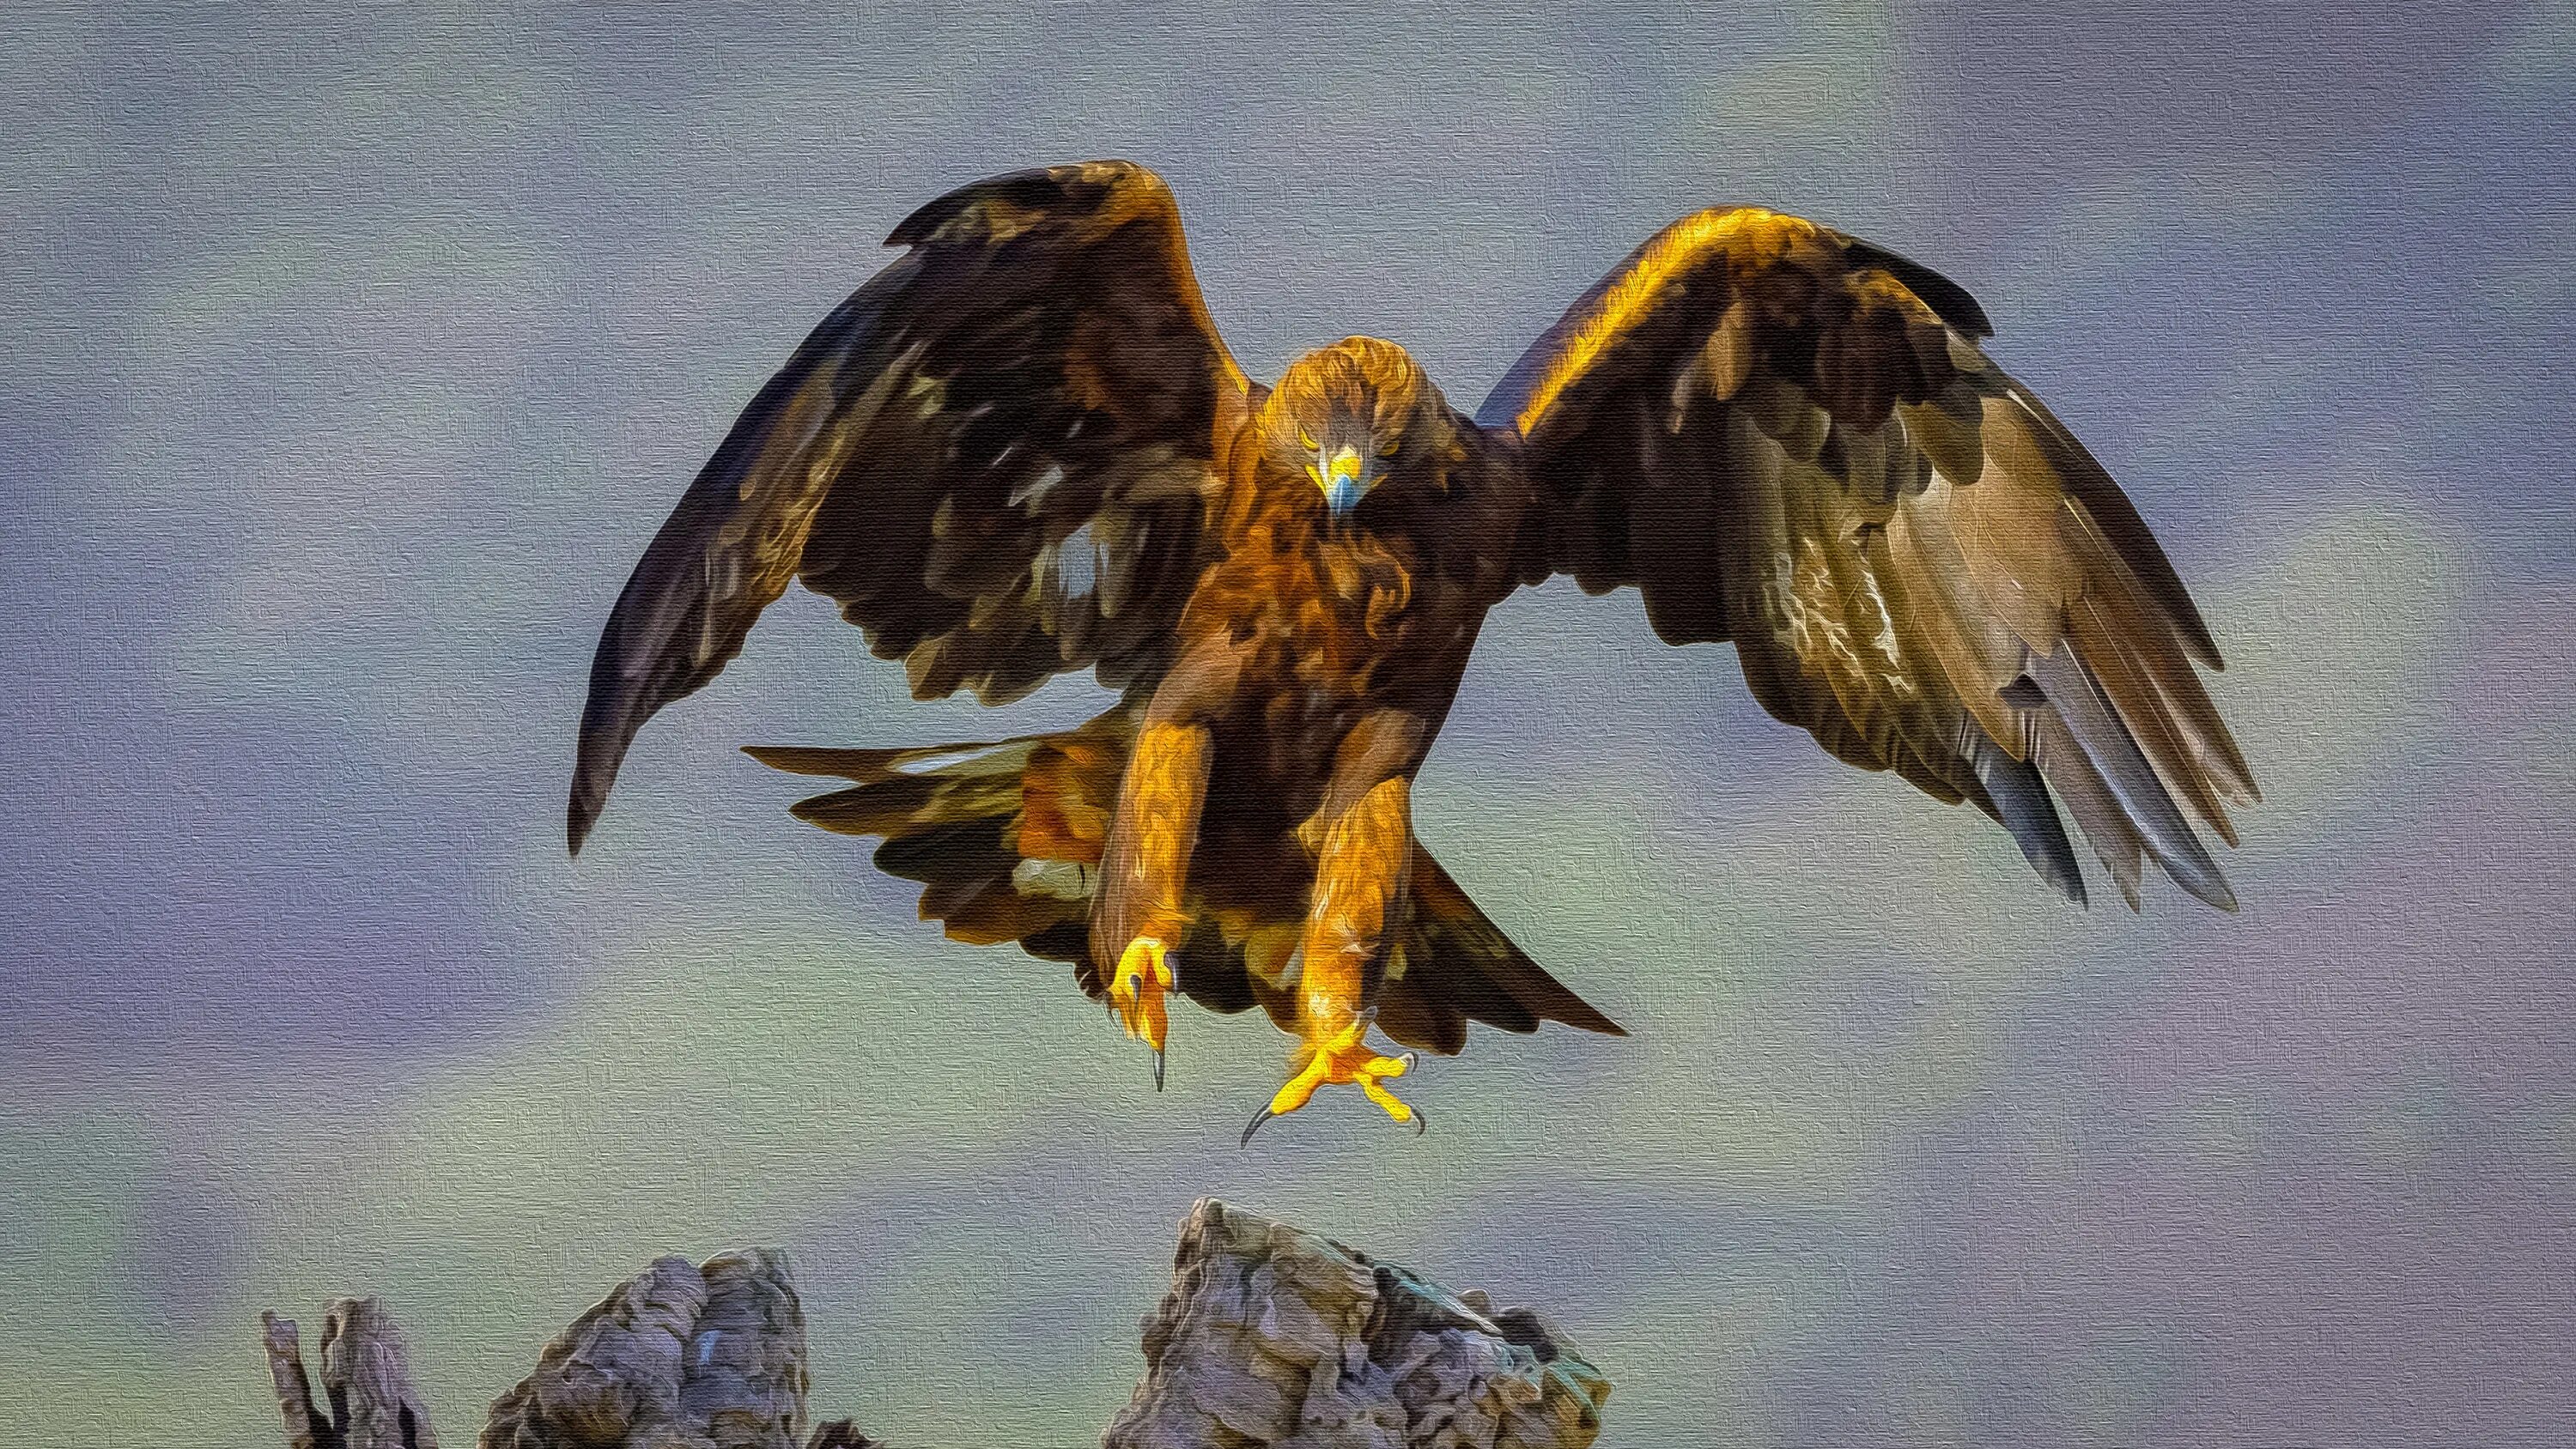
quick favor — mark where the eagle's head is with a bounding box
[1262,336,1448,518]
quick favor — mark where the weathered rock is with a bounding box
[478,1249,811,1449]
[1105,1199,1609,1449]
[263,1297,440,1449]
[264,1205,1608,1449]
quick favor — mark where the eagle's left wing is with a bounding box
[1484,209,2256,910]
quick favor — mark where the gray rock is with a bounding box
[1105,1199,1608,1449]
[479,1250,809,1449]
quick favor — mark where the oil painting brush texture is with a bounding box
[3,4,2573,1446]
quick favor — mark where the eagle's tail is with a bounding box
[1379,850,1627,1055]
[743,706,1139,968]
[744,706,1625,1056]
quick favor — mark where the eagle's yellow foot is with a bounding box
[1240,1017,1422,1143]
[1108,936,1175,1089]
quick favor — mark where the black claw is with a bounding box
[1152,1049,1166,1092]
[1407,1103,1428,1137]
[1239,1106,1276,1147]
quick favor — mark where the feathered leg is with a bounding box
[1246,712,1436,1140]
[1091,720,1212,1085]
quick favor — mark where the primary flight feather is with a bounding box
[571,161,2255,1137]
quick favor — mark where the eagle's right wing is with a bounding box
[570,161,1255,852]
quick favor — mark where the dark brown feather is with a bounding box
[1487,205,2253,909]
[570,161,1251,853]
[1376,849,1625,1056]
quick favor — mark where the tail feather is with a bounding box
[747,714,1135,969]
[749,711,1624,1054]
[1379,850,1626,1057]
[744,738,1024,783]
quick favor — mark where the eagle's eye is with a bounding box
[1376,435,1400,458]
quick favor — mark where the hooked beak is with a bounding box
[1306,444,1371,518]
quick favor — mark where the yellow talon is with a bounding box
[1359,1076,1415,1127]
[1109,937,1174,1084]
[1244,1017,1422,1142]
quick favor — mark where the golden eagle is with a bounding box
[570,161,2254,1138]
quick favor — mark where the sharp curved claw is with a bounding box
[1408,1102,1427,1137]
[1240,1106,1276,1147]
[1109,937,1173,1068]
[1252,1020,1431,1137]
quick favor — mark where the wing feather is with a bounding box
[570,161,1252,852]
[2034,710,2149,909]
[1490,206,2252,909]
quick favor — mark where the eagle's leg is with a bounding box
[1245,773,1421,1139]
[1092,720,1212,1086]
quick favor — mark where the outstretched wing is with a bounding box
[1485,209,2256,909]
[570,161,1255,852]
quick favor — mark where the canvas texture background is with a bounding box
[3,4,2572,1445]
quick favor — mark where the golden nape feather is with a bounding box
[574,162,2254,1138]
